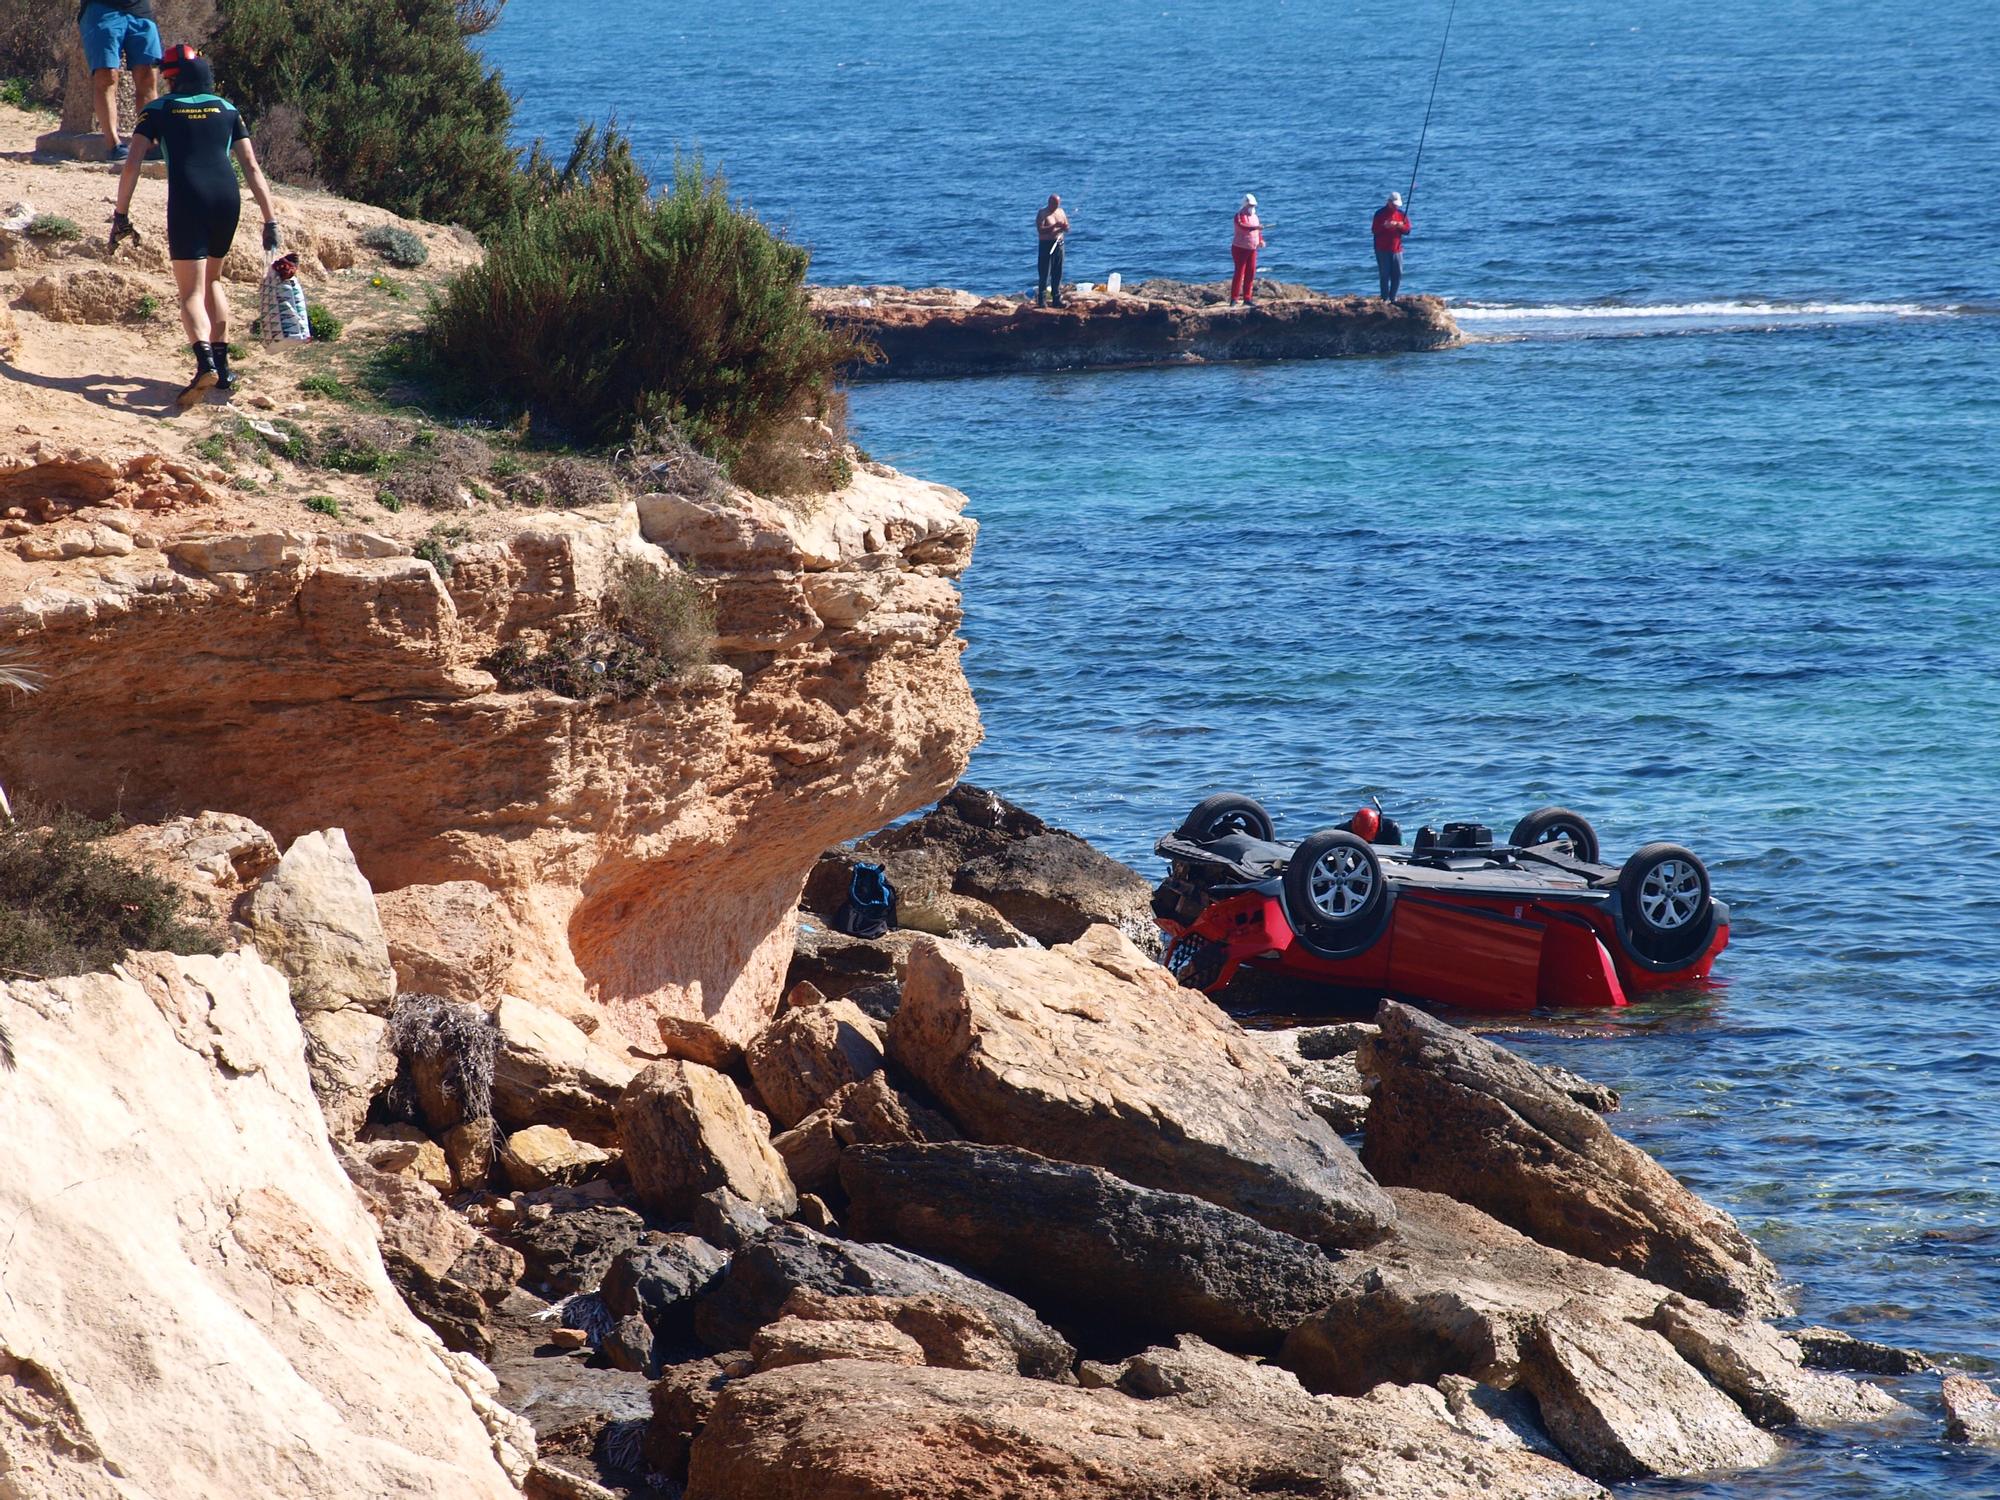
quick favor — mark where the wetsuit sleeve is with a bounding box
[229,105,249,144]
[129,102,161,142]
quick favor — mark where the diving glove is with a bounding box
[108,212,139,250]
[262,221,281,253]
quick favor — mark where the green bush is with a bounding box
[25,214,79,241]
[209,0,519,229]
[0,808,221,978]
[307,301,343,342]
[303,494,341,517]
[426,128,861,457]
[360,223,429,268]
[298,372,352,401]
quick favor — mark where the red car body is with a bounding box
[1152,797,1727,1012]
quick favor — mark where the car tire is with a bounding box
[1177,793,1275,843]
[1618,842,1713,962]
[1282,829,1386,947]
[1510,806,1601,863]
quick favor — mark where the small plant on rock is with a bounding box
[484,559,712,700]
[316,414,408,474]
[133,293,159,322]
[359,223,429,268]
[302,494,341,518]
[413,519,472,577]
[25,214,79,241]
[382,992,496,1126]
[506,455,618,510]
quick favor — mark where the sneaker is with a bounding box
[174,369,219,408]
[105,142,129,164]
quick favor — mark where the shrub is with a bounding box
[210,0,519,230]
[413,520,471,576]
[0,807,221,978]
[382,991,495,1125]
[379,428,490,509]
[619,416,726,501]
[307,301,343,342]
[506,456,618,510]
[298,372,352,401]
[133,293,159,322]
[303,494,341,517]
[316,414,408,474]
[486,558,711,699]
[25,214,78,241]
[427,127,862,456]
[360,223,429,268]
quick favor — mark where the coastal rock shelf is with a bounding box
[814,281,1462,378]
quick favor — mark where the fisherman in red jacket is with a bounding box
[1371,191,1411,302]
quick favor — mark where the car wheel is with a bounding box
[1177,793,1275,843]
[1618,842,1712,960]
[1509,806,1601,863]
[1283,829,1386,943]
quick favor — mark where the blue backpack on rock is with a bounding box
[834,861,898,939]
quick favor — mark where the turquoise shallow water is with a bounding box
[485,2,2000,1492]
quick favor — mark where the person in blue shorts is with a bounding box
[76,0,162,162]
[110,46,282,405]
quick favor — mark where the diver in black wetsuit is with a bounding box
[108,45,281,405]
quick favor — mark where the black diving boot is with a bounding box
[210,340,235,394]
[175,342,218,407]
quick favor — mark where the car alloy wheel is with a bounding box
[1637,857,1704,930]
[1307,844,1376,921]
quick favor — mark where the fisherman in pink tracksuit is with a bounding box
[1230,193,1265,305]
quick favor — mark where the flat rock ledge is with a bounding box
[815,281,1461,378]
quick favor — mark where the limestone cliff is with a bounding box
[0,471,980,1057]
[0,949,531,1498]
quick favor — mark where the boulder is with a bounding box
[1278,1188,1664,1395]
[491,993,638,1144]
[601,1235,732,1344]
[0,952,527,1499]
[235,827,397,1013]
[842,1142,1343,1351]
[346,1155,523,1359]
[1643,1294,1904,1428]
[685,1336,1605,1500]
[750,1315,927,1371]
[377,880,516,1006]
[647,1357,736,1479]
[359,1122,455,1193]
[693,1223,1074,1379]
[1790,1326,1933,1375]
[743,997,885,1128]
[1518,1300,1781,1482]
[691,1188,774,1253]
[500,1124,615,1191]
[771,1109,841,1196]
[504,1204,653,1297]
[829,1070,961,1145]
[1250,1029,1373,1133]
[1361,1001,1782,1312]
[301,1003,397,1138]
[775,1289,1024,1374]
[99,809,281,929]
[443,1116,497,1191]
[888,929,1394,1248]
[1942,1375,2000,1446]
[616,1059,797,1222]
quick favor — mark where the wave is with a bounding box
[1451,299,1961,323]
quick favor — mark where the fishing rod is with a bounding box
[1406,0,1458,215]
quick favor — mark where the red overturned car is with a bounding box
[1152,794,1727,1012]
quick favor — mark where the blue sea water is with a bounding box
[485,3,2000,1493]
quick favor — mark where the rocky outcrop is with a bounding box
[346,1154,524,1358]
[237,827,397,1011]
[889,928,1395,1247]
[0,951,528,1498]
[616,1059,797,1221]
[1361,1001,1783,1312]
[99,809,280,928]
[685,1336,1602,1500]
[1944,1376,2000,1445]
[1643,1295,1902,1428]
[498,1124,615,1190]
[693,1223,1075,1379]
[826,781,1157,948]
[0,467,980,1060]
[817,282,1461,379]
[842,1142,1343,1350]
[1518,1301,1781,1482]
[379,879,517,1006]
[491,993,639,1143]
[1278,1188,1666,1395]
[743,996,885,1127]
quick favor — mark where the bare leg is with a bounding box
[132,65,157,112]
[92,68,121,148]
[205,272,229,347]
[172,258,212,344]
